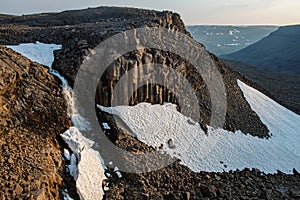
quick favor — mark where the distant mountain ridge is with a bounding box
[221,25,300,74]
[187,25,278,55]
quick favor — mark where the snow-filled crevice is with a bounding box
[61,127,106,200]
[7,42,91,131]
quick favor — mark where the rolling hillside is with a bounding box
[222,25,300,74]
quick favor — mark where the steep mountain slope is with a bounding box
[221,25,300,74]
[187,25,278,55]
[224,59,300,115]
[0,46,71,199]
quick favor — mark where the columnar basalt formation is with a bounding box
[96,50,186,107]
[0,7,269,137]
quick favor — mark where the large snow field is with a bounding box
[99,81,300,174]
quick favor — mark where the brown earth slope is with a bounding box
[0,46,71,199]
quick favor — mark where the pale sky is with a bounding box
[1,0,299,25]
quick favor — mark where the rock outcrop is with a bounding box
[0,46,71,199]
[224,59,300,115]
[0,7,269,137]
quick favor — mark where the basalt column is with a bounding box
[96,50,180,107]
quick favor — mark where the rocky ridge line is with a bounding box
[0,7,268,137]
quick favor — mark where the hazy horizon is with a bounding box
[1,0,299,26]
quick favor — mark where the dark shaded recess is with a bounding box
[96,49,211,132]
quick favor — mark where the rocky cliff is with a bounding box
[0,46,71,199]
[0,7,269,138]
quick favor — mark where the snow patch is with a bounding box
[8,42,61,67]
[63,149,71,161]
[99,91,300,174]
[77,148,105,200]
[114,167,122,178]
[62,190,75,200]
[68,154,78,179]
[102,123,111,130]
[60,127,94,155]
[238,80,300,158]
[61,127,106,200]
[225,43,241,46]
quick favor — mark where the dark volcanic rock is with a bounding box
[0,6,269,137]
[223,59,300,115]
[0,46,70,134]
[0,7,189,85]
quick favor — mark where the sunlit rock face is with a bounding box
[0,45,70,199]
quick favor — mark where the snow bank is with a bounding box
[99,85,300,174]
[8,42,61,67]
[61,127,106,200]
[60,127,95,155]
[238,80,300,161]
